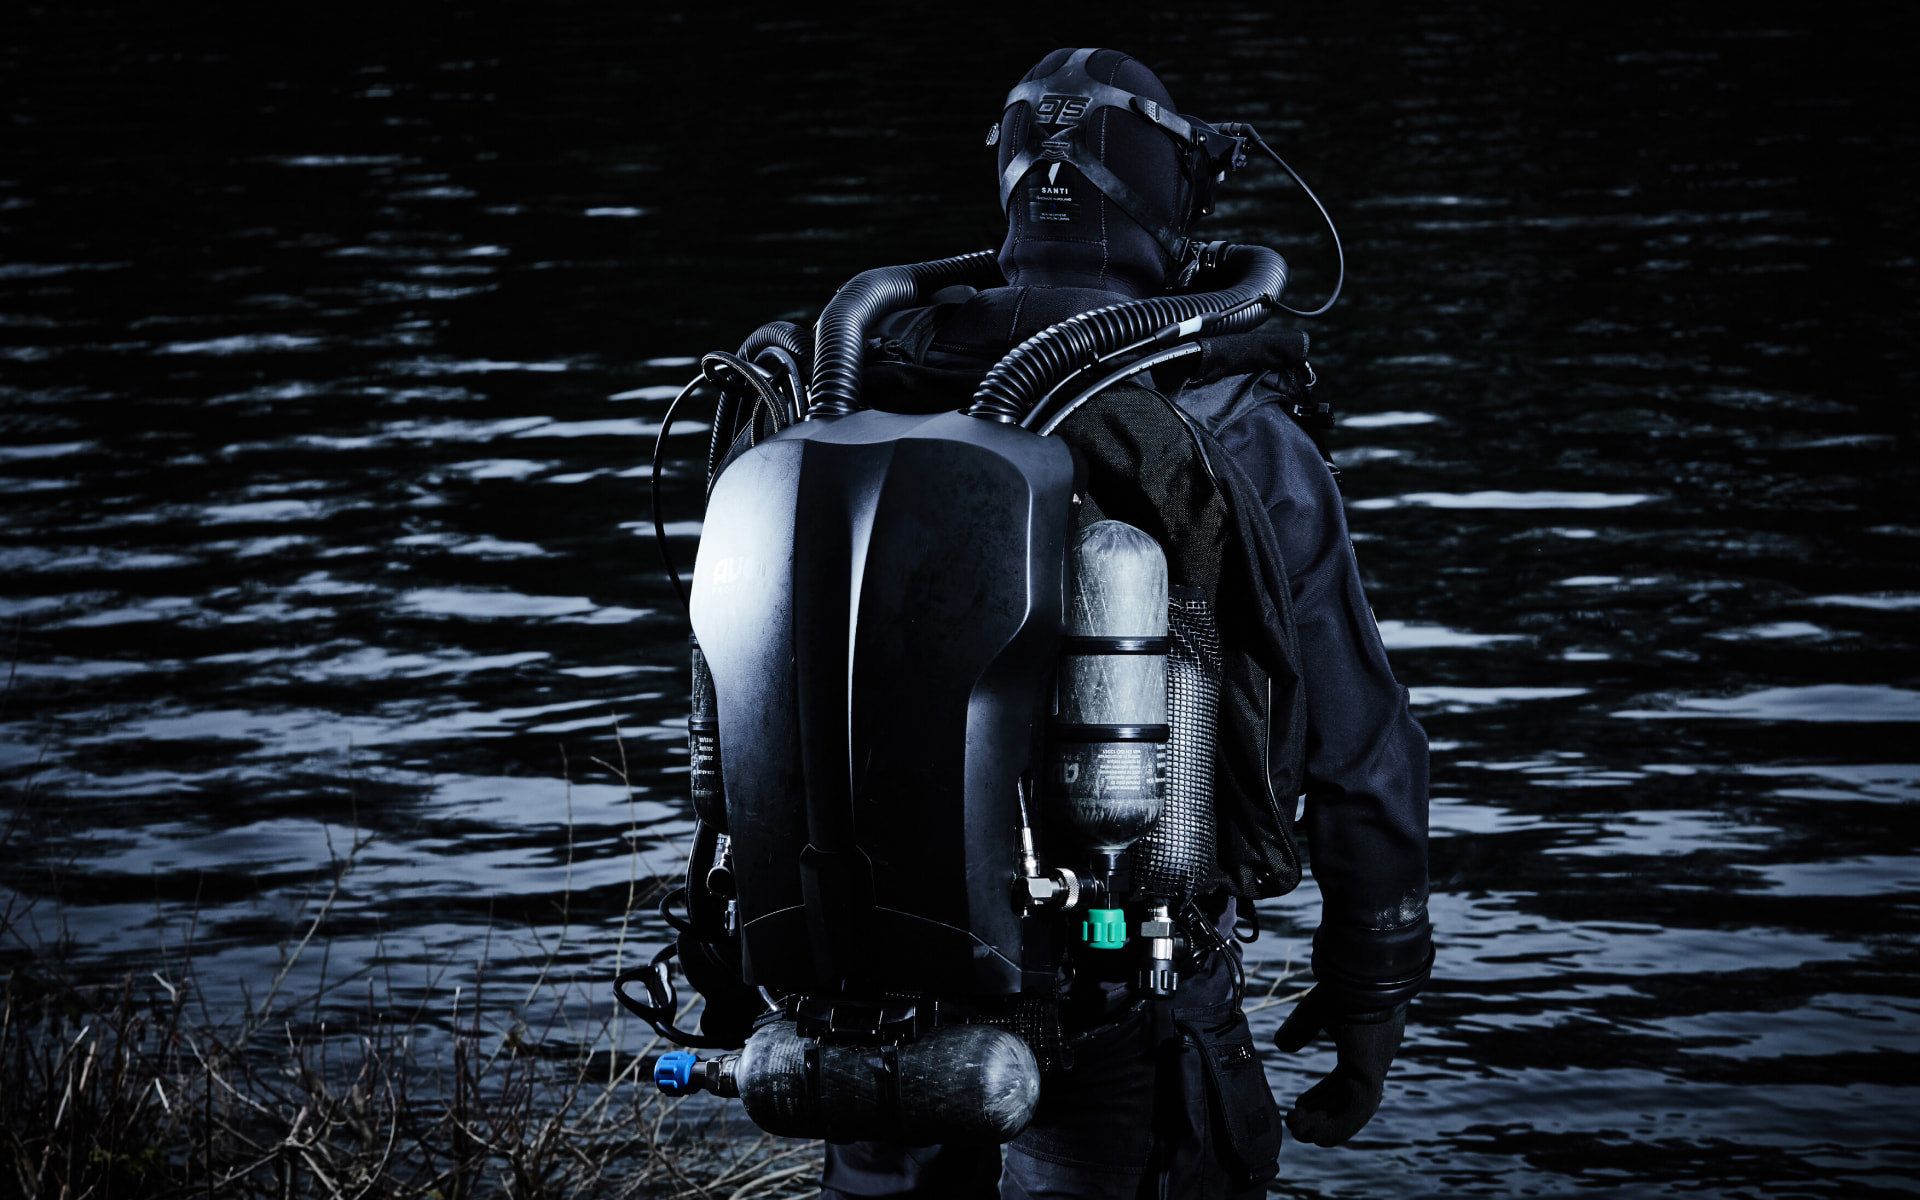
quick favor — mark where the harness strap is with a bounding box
[996,47,1214,264]
[999,126,1192,263]
[1002,48,1201,147]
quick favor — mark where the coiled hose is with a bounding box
[739,319,812,379]
[966,244,1289,425]
[709,321,812,483]
[807,250,1003,418]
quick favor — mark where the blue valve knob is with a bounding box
[654,1050,701,1095]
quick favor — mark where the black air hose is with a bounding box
[739,319,811,377]
[710,321,813,483]
[752,343,806,420]
[808,250,1002,418]
[741,321,811,424]
[967,244,1289,424]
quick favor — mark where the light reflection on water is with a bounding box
[1,6,1915,1196]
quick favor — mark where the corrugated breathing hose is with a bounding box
[966,243,1288,425]
[807,250,1003,418]
[710,321,811,483]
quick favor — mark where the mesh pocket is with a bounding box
[1130,587,1222,901]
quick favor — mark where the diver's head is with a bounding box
[991,49,1345,319]
[993,48,1213,298]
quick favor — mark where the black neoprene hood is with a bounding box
[995,48,1190,298]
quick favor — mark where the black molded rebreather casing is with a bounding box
[689,410,1074,996]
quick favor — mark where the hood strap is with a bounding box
[1001,48,1202,147]
[997,47,1222,266]
[999,126,1191,264]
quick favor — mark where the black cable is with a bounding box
[707,390,741,490]
[1183,899,1246,1033]
[611,943,733,1049]
[752,344,806,427]
[651,373,706,620]
[1223,124,1345,318]
[1233,905,1261,944]
[1215,911,1246,1007]
[658,883,693,934]
[704,352,787,433]
[1025,289,1271,432]
[714,322,810,480]
[1032,343,1203,435]
[738,320,812,407]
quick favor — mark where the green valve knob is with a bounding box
[1080,908,1128,950]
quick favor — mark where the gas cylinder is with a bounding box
[1048,520,1169,860]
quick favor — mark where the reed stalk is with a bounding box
[0,721,819,1199]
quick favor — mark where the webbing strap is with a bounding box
[1068,144,1191,263]
[999,128,1191,263]
[997,47,1200,263]
[998,147,1038,210]
[1002,48,1199,147]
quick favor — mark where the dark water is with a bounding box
[4,6,1918,1196]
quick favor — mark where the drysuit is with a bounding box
[811,48,1432,1199]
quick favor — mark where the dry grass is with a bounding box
[0,961,820,1199]
[0,729,821,1200]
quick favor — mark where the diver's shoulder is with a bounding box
[1175,371,1336,508]
[1173,369,1312,442]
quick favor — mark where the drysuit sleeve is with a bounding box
[1206,382,1433,1006]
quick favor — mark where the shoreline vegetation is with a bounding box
[1,708,1311,1200]
[0,727,822,1199]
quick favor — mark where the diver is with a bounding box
[628,46,1430,1200]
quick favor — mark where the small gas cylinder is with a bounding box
[660,1022,1041,1144]
[1048,519,1169,856]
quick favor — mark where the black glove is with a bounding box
[1272,985,1407,1147]
[675,930,763,1048]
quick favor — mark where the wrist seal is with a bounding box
[1310,923,1433,1015]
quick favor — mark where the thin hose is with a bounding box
[711,322,812,480]
[753,344,806,427]
[1024,293,1269,432]
[652,354,787,624]
[1219,124,1345,318]
[741,320,811,422]
[739,319,812,380]
[808,250,1002,418]
[1034,343,1202,435]
[651,372,707,619]
[707,387,740,489]
[704,352,786,434]
[967,243,1288,424]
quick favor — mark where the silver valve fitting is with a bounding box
[1139,903,1178,997]
[1016,864,1081,914]
[1013,774,1081,913]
